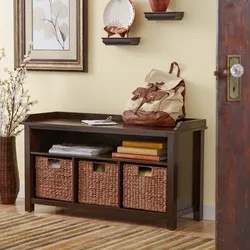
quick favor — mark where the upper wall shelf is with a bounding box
[102,37,141,46]
[144,12,184,21]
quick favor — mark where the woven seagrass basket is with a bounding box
[35,157,73,201]
[78,161,119,207]
[123,164,167,212]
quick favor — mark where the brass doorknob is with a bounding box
[214,69,227,77]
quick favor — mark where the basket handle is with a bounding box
[93,162,106,173]
[48,159,60,169]
[169,62,181,77]
[138,166,152,177]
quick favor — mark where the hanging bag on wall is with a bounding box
[122,62,185,127]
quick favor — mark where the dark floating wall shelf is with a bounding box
[144,12,184,21]
[102,37,141,46]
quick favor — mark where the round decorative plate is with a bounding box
[103,0,135,35]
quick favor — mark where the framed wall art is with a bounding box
[14,0,88,72]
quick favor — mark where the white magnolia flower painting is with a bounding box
[33,0,70,51]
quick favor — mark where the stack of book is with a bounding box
[112,140,167,162]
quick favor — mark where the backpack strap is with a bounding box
[169,62,181,77]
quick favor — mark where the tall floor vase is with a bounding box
[0,137,20,204]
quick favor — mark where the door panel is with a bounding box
[217,0,250,249]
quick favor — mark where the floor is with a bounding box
[0,198,215,241]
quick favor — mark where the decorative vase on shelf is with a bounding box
[149,0,170,12]
[0,137,20,204]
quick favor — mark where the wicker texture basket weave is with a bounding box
[78,161,119,207]
[123,164,167,212]
[35,157,73,201]
[0,137,20,204]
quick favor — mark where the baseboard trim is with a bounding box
[203,204,215,221]
[18,184,25,199]
[183,205,215,221]
[18,184,215,221]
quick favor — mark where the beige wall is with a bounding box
[0,0,216,206]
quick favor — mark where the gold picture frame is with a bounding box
[14,0,88,72]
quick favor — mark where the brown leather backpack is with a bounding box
[122,62,185,127]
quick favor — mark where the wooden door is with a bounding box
[217,0,250,249]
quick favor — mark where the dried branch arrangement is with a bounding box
[0,44,38,137]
